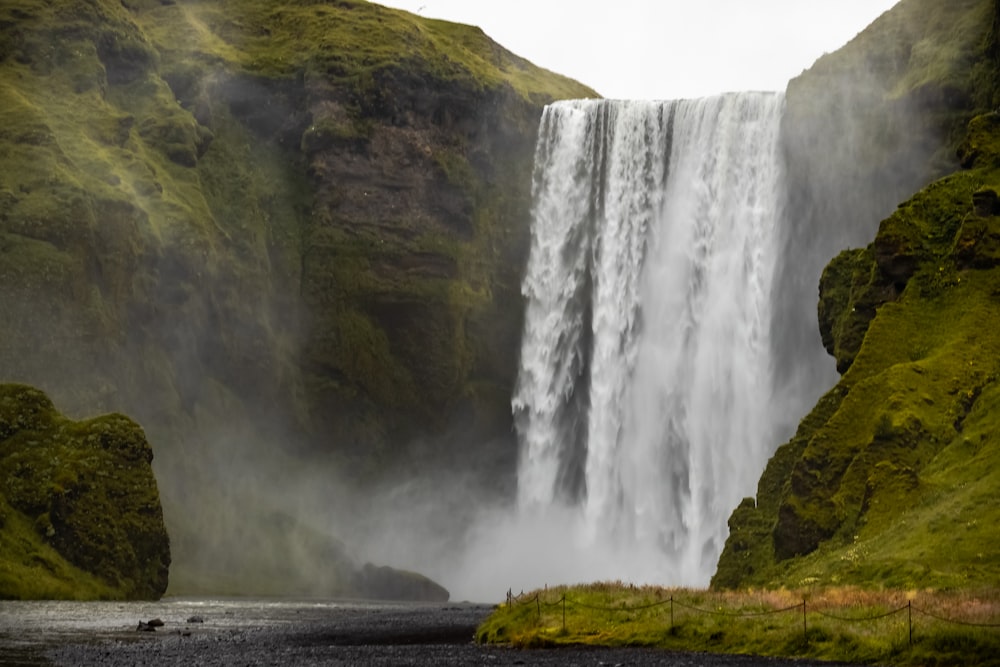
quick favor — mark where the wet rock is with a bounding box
[973,187,999,216]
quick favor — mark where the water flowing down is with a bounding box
[513,94,787,586]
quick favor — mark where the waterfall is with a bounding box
[513,94,786,585]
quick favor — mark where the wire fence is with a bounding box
[504,588,1000,647]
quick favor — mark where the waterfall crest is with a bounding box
[513,94,786,585]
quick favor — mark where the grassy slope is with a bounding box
[714,0,1000,592]
[134,0,596,101]
[0,0,305,422]
[762,232,1000,589]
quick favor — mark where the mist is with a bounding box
[346,3,969,603]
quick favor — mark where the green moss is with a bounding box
[0,384,170,599]
[718,104,1000,586]
[135,0,597,102]
[301,117,371,153]
[817,247,883,373]
[958,112,1000,168]
[789,0,995,165]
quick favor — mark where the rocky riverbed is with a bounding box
[0,598,863,666]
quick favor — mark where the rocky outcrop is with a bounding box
[352,563,449,602]
[0,384,170,599]
[714,0,1000,590]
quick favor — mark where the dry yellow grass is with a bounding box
[480,582,1000,666]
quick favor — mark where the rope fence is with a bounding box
[503,588,1000,647]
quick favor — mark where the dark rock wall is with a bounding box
[300,73,541,463]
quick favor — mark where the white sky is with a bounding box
[375,0,901,99]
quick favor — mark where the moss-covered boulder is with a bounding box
[0,384,170,599]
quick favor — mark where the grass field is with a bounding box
[476,582,1000,666]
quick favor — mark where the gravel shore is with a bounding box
[0,598,862,666]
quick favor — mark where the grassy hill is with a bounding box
[714,0,1000,592]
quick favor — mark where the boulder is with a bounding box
[352,562,449,602]
[0,383,170,599]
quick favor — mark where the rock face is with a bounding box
[0,0,595,594]
[714,0,1000,590]
[298,58,550,458]
[0,384,170,599]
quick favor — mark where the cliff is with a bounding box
[0,384,169,599]
[714,0,1000,589]
[0,0,595,594]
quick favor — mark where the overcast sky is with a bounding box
[375,0,900,99]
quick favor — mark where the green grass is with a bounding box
[0,494,119,600]
[719,223,1000,590]
[478,583,1000,666]
[135,0,598,101]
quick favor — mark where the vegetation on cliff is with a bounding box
[715,0,1000,592]
[771,0,999,403]
[0,383,170,599]
[0,0,595,595]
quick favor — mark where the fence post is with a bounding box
[802,600,807,643]
[670,596,674,630]
[908,601,912,646]
[562,596,566,630]
[536,594,541,620]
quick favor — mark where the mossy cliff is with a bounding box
[0,384,169,599]
[0,0,595,595]
[715,0,1000,590]
[770,0,999,418]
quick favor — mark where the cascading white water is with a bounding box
[513,93,786,586]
